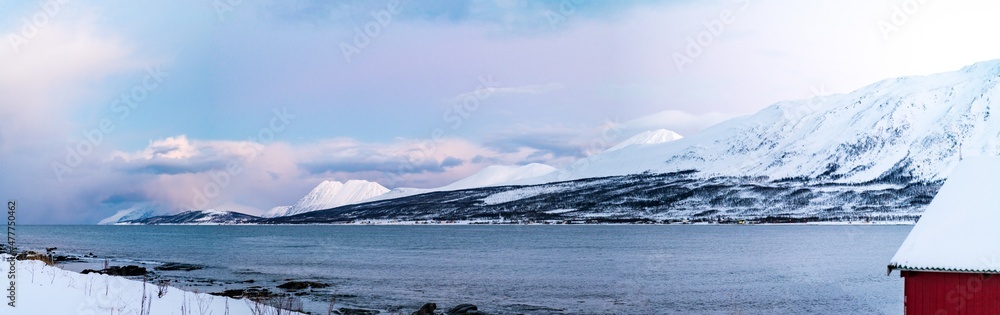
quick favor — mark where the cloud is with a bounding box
[0,19,139,148]
[66,135,543,221]
[441,156,464,168]
[265,0,672,32]
[482,122,633,160]
[109,135,256,175]
[484,128,586,158]
[142,135,198,159]
[296,138,482,178]
[0,17,154,224]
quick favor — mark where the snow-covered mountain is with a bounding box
[270,60,1000,223]
[98,203,162,225]
[265,180,389,217]
[133,59,1000,224]
[537,59,1000,184]
[262,206,291,218]
[122,209,260,225]
[606,129,683,152]
[372,163,557,201]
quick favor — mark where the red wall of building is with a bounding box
[904,271,1000,315]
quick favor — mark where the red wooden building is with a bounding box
[889,157,1000,314]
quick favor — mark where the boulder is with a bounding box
[276,280,330,291]
[210,287,277,299]
[155,262,204,271]
[82,265,147,277]
[412,303,436,315]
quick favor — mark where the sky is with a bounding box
[2,0,1000,224]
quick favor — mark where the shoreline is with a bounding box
[4,251,494,315]
[8,225,905,314]
[1,253,309,315]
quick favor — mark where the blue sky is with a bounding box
[3,0,1000,223]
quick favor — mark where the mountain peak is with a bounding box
[606,129,684,152]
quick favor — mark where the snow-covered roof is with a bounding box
[889,157,1000,273]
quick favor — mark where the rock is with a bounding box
[338,308,380,315]
[210,287,276,299]
[154,263,204,271]
[276,281,330,291]
[82,265,147,276]
[448,304,484,315]
[107,265,148,276]
[412,303,436,315]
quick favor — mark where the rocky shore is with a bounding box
[8,250,497,315]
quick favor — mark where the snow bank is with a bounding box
[889,157,1000,273]
[1,255,301,315]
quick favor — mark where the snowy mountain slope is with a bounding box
[606,129,683,152]
[98,203,162,225]
[371,163,557,201]
[539,59,1000,184]
[268,171,934,224]
[441,163,556,190]
[269,180,390,217]
[261,206,291,218]
[122,209,260,225]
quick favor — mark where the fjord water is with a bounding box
[20,225,908,314]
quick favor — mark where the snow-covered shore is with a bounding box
[1,254,302,315]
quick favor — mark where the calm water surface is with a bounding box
[19,225,910,314]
